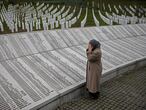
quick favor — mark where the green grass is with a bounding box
[72,6,86,27]
[85,8,95,27]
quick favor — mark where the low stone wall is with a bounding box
[37,57,146,110]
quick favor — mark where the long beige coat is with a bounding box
[86,48,102,93]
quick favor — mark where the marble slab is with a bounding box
[0,24,146,110]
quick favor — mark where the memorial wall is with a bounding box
[0,24,146,110]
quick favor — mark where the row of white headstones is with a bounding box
[92,1,146,26]
[0,2,146,33]
[0,3,83,33]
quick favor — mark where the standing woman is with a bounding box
[86,39,102,99]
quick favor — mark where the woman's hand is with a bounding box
[87,43,93,53]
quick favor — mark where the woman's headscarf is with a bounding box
[89,39,101,51]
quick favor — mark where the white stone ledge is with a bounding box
[35,57,146,110]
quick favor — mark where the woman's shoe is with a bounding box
[89,92,98,100]
[96,92,100,98]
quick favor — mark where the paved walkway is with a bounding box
[57,67,146,110]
